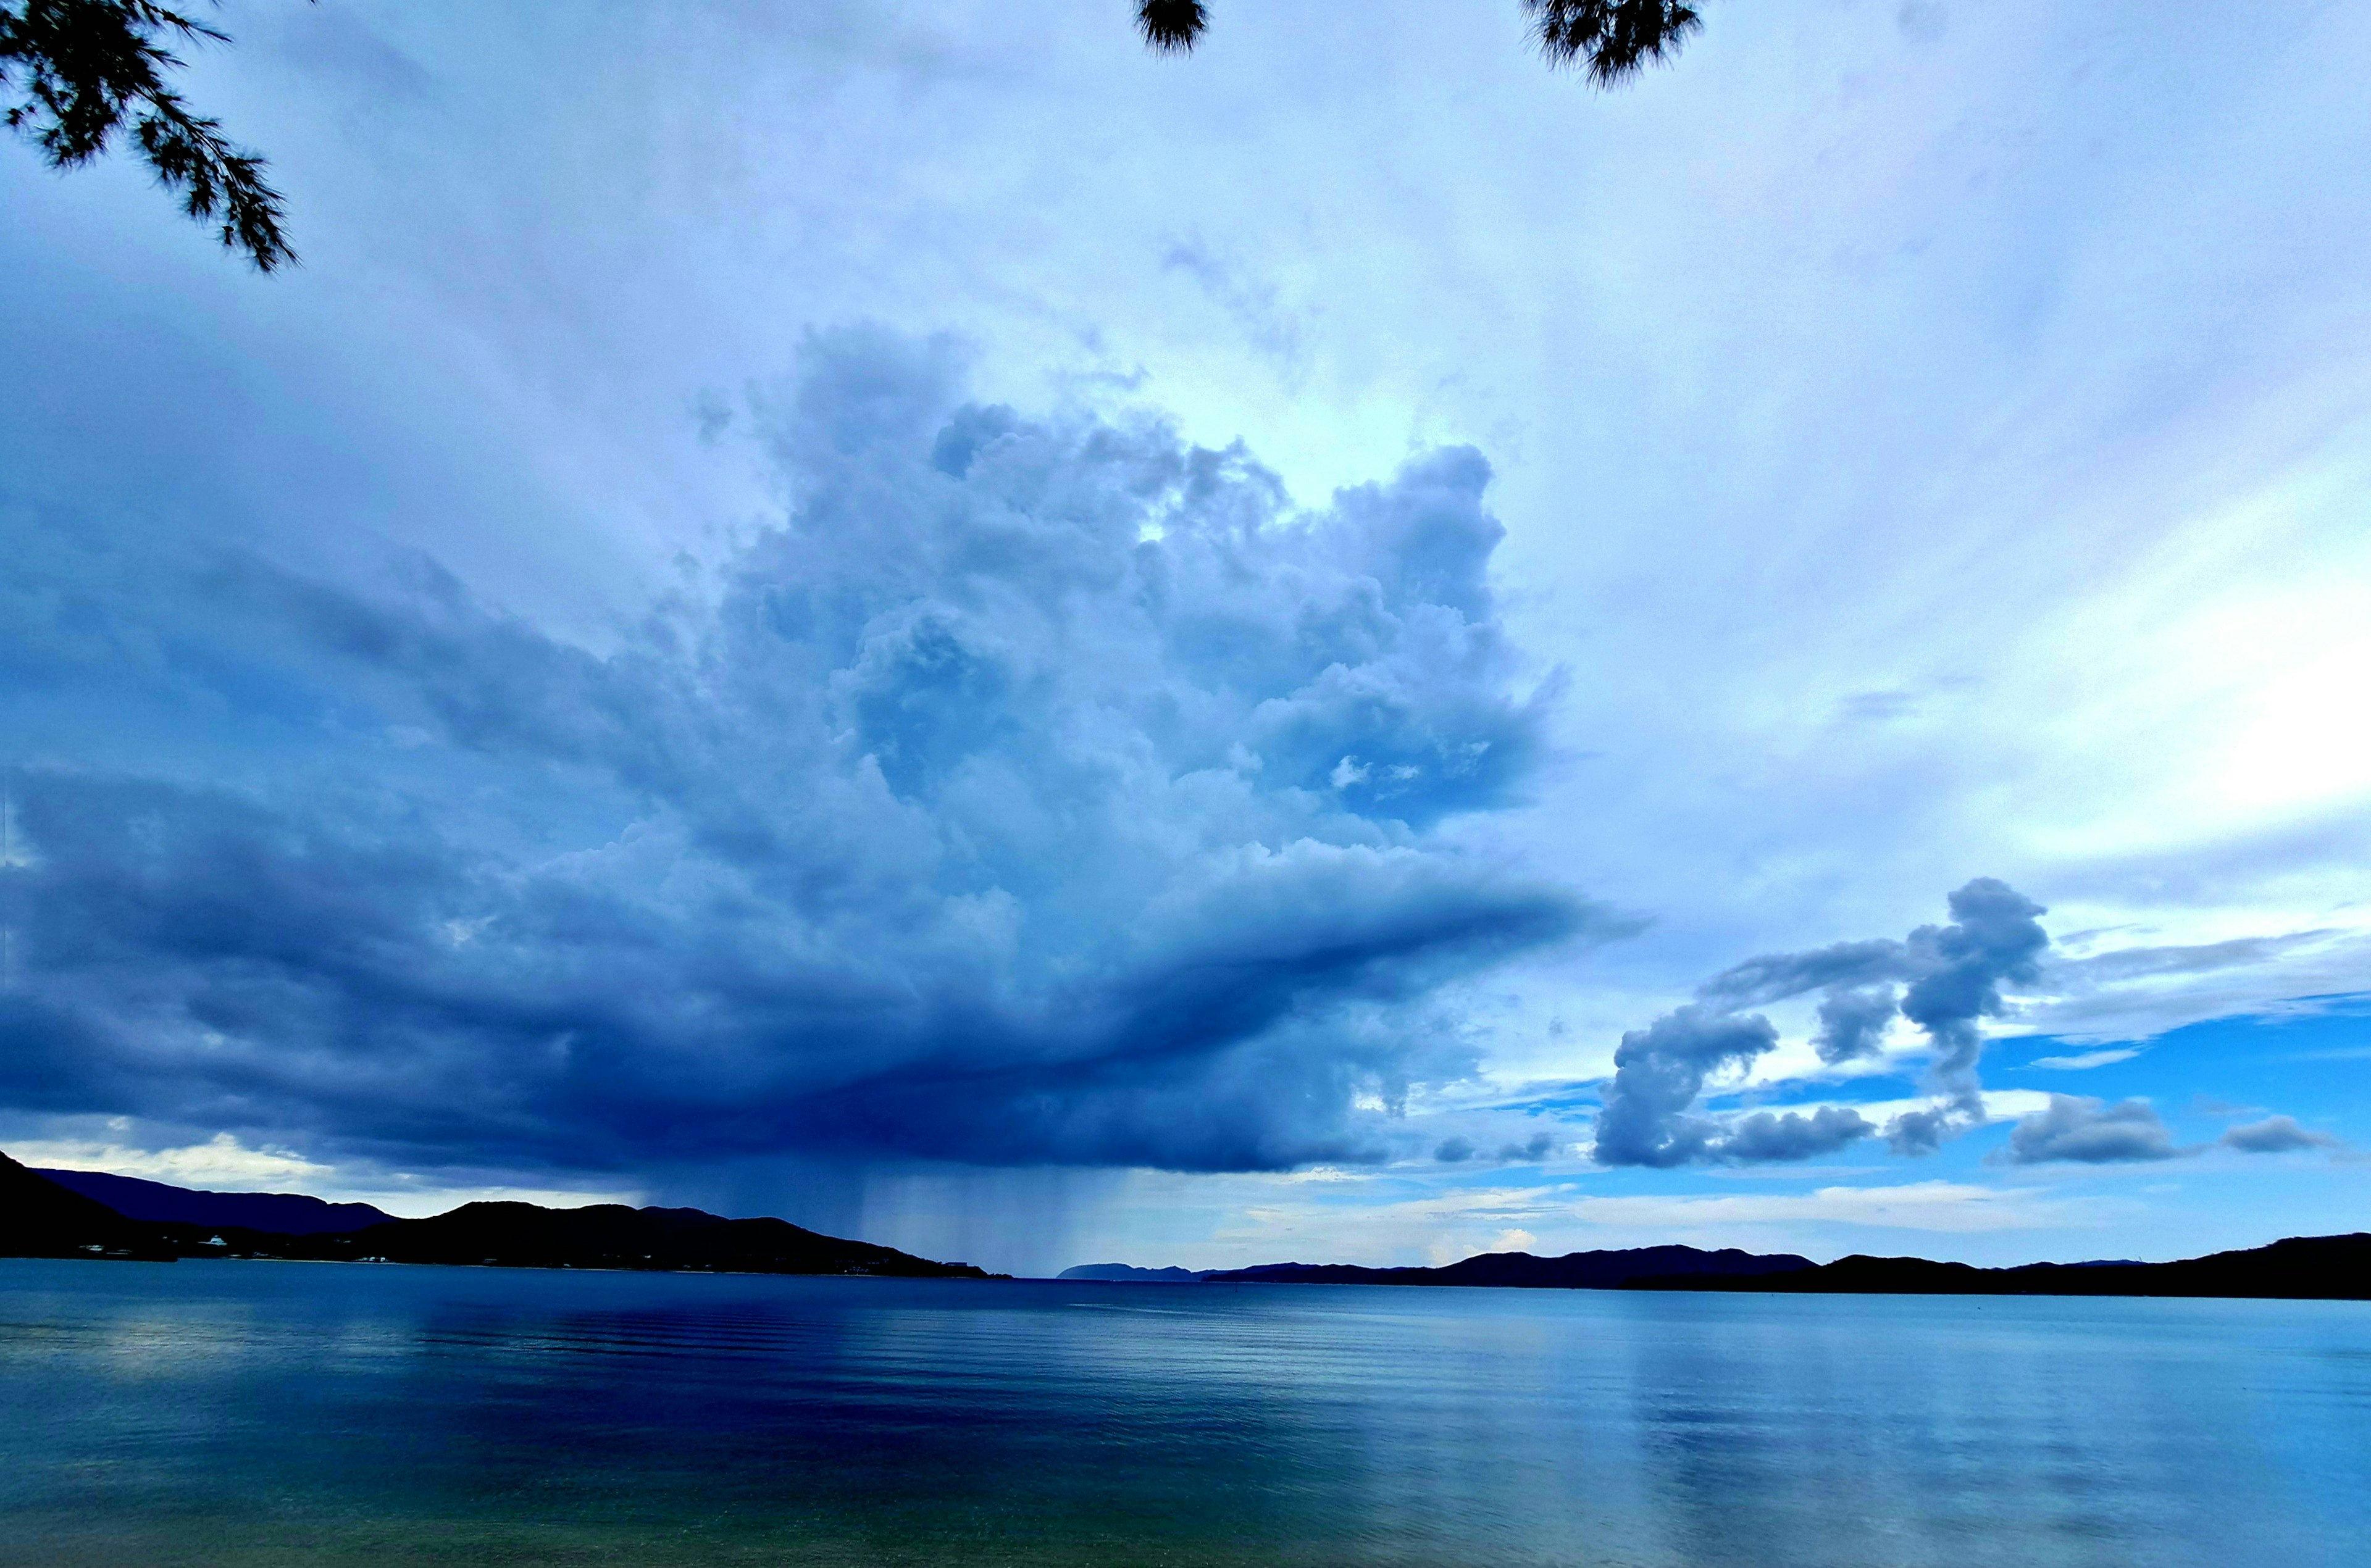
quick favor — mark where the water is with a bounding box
[2,1260,2367,1567]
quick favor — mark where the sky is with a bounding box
[2,0,2367,1277]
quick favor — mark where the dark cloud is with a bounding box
[2004,1095,2178,1164]
[1592,1007,1778,1167]
[1883,1106,1957,1157]
[1812,985,1899,1064]
[1717,1105,1877,1162]
[0,329,1597,1176]
[1434,1136,1475,1163]
[1497,1130,1557,1162]
[2220,1115,2340,1154]
[1592,879,2051,1166]
[1590,1004,1878,1167]
[1897,878,2051,1117]
[1998,1100,2338,1164]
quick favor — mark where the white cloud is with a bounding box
[1570,1181,2105,1234]
[9,1131,639,1216]
[2026,1046,2143,1070]
[16,1132,330,1191]
[1710,1090,2053,1127]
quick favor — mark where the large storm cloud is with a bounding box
[0,330,1592,1176]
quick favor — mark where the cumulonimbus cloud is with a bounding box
[1591,878,2051,1166]
[0,328,1605,1177]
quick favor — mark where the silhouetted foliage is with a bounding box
[1,0,294,269]
[1135,0,1704,85]
[1135,0,1206,54]
[1528,1,1701,85]
[9,2,1703,278]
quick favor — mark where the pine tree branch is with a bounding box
[1524,1,1704,87]
[1,0,295,270]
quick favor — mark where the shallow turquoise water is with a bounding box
[2,1259,2367,1566]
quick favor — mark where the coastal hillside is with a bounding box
[35,1169,396,1235]
[0,1151,993,1278]
[0,1153,175,1260]
[1628,1233,2371,1300]
[270,1201,997,1278]
[1205,1246,1815,1289]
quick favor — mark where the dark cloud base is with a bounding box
[0,329,1599,1177]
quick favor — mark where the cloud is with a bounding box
[1593,1007,1783,1167]
[1497,1130,1558,1162]
[0,328,1599,1177]
[2003,1095,2179,1164]
[2051,933,2338,986]
[1570,1181,2102,1235]
[1160,237,1310,377]
[1996,1098,2339,1164]
[1717,1105,1881,1162]
[1590,880,2050,1166]
[1813,985,1900,1064]
[2219,1115,2340,1154]
[1896,879,2052,1112]
[2024,1046,2143,1070]
[12,1132,330,1190]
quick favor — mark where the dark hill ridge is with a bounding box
[10,1148,2366,1298]
[0,1151,993,1278]
[1205,1246,1814,1289]
[273,1200,995,1278]
[0,1151,176,1260]
[1626,1232,2371,1300]
[34,1168,395,1235]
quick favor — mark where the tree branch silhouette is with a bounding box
[1135,1,1705,86]
[1,0,295,270]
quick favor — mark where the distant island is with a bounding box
[2,1149,997,1278]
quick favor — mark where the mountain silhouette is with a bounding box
[0,1149,991,1278]
[1205,1246,1813,1288]
[35,1168,395,1235]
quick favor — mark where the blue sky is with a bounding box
[2,0,2366,1275]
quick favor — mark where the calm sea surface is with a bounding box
[2,1259,2366,1567]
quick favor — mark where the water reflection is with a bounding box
[1,1262,2366,1566]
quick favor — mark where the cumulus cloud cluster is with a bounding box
[0,330,1594,1176]
[1584,883,2344,1170]
[2002,1096,2179,1164]
[1996,1095,2344,1164]
[2218,1114,2340,1154]
[1591,878,2051,1166]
